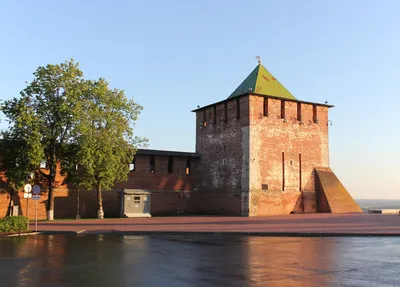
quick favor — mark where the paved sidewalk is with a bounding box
[31,213,400,236]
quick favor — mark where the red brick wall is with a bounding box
[0,154,199,219]
[195,96,250,215]
[1,155,197,194]
[193,192,242,215]
[114,154,196,191]
[0,189,120,220]
[1,189,210,219]
[0,166,74,219]
[151,191,195,215]
[249,190,316,216]
[248,95,328,215]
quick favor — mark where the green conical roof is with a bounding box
[228,64,296,100]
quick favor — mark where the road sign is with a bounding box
[23,193,32,199]
[32,195,40,200]
[32,185,41,195]
[24,184,32,193]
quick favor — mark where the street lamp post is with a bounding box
[76,164,80,219]
[26,172,34,230]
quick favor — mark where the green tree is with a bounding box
[0,132,42,215]
[1,59,84,220]
[63,78,146,218]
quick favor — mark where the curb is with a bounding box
[109,231,400,237]
[1,231,41,238]
[38,230,77,235]
[31,230,400,237]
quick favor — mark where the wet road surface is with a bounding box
[34,214,400,235]
[1,235,400,287]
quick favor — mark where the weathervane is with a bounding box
[256,56,261,64]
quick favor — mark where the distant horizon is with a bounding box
[356,198,400,201]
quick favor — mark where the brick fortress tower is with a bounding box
[193,62,362,216]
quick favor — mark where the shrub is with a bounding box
[0,216,29,233]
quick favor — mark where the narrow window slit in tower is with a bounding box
[130,157,136,172]
[297,102,302,121]
[282,152,285,191]
[224,102,228,122]
[313,105,318,123]
[281,101,286,119]
[186,158,192,175]
[236,98,240,119]
[263,97,269,117]
[213,105,217,124]
[299,153,302,191]
[168,156,174,174]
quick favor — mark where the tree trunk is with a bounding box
[46,177,55,220]
[96,182,104,219]
[7,189,14,216]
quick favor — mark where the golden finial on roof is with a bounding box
[256,56,261,65]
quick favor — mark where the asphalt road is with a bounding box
[1,234,400,287]
[33,213,400,235]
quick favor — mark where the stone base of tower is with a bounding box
[193,190,317,216]
[247,190,316,216]
[315,167,363,213]
[183,165,363,216]
[193,191,242,215]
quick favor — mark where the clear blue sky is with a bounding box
[1,0,399,199]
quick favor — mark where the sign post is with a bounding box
[32,185,41,232]
[24,184,32,230]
